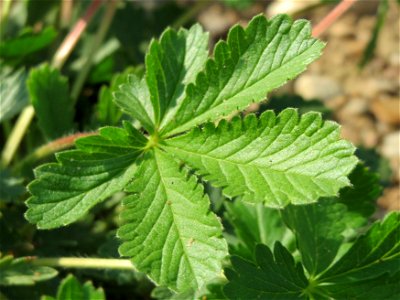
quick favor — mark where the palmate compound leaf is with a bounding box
[118,149,228,293]
[165,109,358,207]
[224,243,308,300]
[160,14,325,137]
[25,122,146,229]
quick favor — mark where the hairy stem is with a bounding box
[31,257,135,271]
[52,0,103,69]
[312,0,357,37]
[14,131,97,171]
[71,0,118,103]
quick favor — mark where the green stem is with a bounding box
[32,257,135,271]
[1,0,13,35]
[71,0,118,103]
[1,106,35,167]
[172,0,211,28]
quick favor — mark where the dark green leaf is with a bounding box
[27,64,75,140]
[224,243,308,299]
[225,200,291,260]
[54,274,105,300]
[0,27,57,60]
[320,212,400,283]
[0,255,57,286]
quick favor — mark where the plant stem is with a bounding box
[312,0,357,37]
[31,257,135,271]
[172,0,211,28]
[71,0,118,103]
[1,106,35,167]
[52,0,103,69]
[0,0,13,34]
[14,131,97,171]
[60,0,74,29]
[2,0,102,168]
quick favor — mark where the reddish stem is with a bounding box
[312,0,357,37]
[52,0,103,69]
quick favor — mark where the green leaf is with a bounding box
[118,149,228,292]
[224,243,308,299]
[0,255,57,285]
[282,198,348,277]
[25,124,144,229]
[166,109,358,207]
[96,67,141,126]
[113,73,154,133]
[0,27,57,60]
[161,14,325,136]
[320,212,400,283]
[27,64,75,140]
[0,67,29,123]
[224,200,290,260]
[145,24,209,126]
[53,274,105,300]
[322,272,400,300]
[281,164,382,277]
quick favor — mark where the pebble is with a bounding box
[294,74,342,101]
[381,131,400,182]
[378,187,400,211]
[371,97,400,125]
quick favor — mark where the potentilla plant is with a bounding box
[24,14,399,298]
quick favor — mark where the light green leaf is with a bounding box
[54,274,105,300]
[224,243,308,299]
[113,73,154,133]
[0,67,29,123]
[118,149,228,292]
[27,64,75,140]
[0,27,57,60]
[319,212,400,283]
[145,24,209,126]
[0,255,57,286]
[161,14,325,136]
[166,109,358,207]
[25,124,144,229]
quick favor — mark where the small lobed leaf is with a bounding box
[224,243,308,299]
[27,64,75,140]
[166,109,358,207]
[118,149,228,293]
[0,255,57,286]
[25,125,145,229]
[42,274,106,300]
[161,14,325,136]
